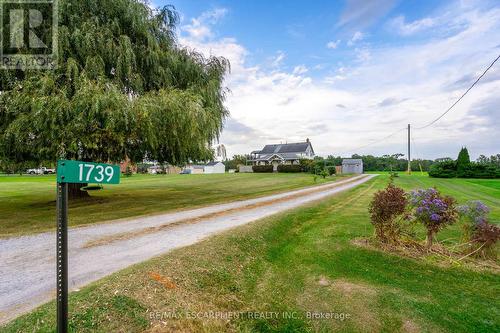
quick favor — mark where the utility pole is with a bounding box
[407,124,411,174]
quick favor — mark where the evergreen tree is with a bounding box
[0,0,229,197]
[457,147,471,176]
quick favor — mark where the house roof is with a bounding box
[342,159,363,165]
[205,161,223,166]
[251,152,304,162]
[255,141,314,155]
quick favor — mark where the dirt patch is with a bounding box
[329,279,380,332]
[318,276,330,286]
[149,272,177,290]
[331,279,377,298]
[298,276,381,332]
[402,318,421,333]
[315,275,377,296]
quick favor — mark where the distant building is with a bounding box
[203,161,225,174]
[342,159,363,174]
[184,165,205,174]
[147,165,181,174]
[184,161,225,174]
[250,139,315,172]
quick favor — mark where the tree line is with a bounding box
[222,151,499,175]
[429,148,500,178]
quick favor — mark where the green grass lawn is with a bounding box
[3,174,499,332]
[0,173,342,237]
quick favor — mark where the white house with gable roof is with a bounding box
[249,139,315,171]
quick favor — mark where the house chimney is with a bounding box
[306,138,310,143]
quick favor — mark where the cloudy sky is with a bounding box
[157,0,500,160]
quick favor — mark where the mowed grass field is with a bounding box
[0,173,342,237]
[3,174,499,332]
[376,172,500,243]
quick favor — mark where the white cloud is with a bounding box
[179,36,249,81]
[389,15,436,35]
[179,2,500,159]
[203,8,228,22]
[355,48,371,62]
[293,65,308,75]
[182,8,228,41]
[326,40,341,49]
[347,31,364,46]
[337,0,397,30]
[271,51,286,68]
[323,75,346,84]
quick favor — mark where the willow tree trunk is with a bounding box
[68,183,90,199]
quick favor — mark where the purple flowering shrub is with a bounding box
[458,201,499,257]
[457,200,490,241]
[458,200,490,224]
[409,188,458,248]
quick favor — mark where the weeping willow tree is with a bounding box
[0,0,229,197]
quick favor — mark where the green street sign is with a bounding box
[56,160,120,184]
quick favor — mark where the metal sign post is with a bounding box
[56,180,68,333]
[55,160,120,333]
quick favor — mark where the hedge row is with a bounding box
[428,161,456,178]
[458,164,500,178]
[429,161,500,179]
[252,165,274,173]
[277,164,302,173]
[251,163,339,174]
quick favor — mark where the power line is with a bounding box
[335,53,500,156]
[337,127,406,156]
[415,53,500,129]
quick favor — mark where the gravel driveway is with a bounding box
[0,174,376,324]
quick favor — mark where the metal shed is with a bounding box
[342,159,363,174]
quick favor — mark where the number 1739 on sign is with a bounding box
[57,160,120,184]
[78,163,115,182]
